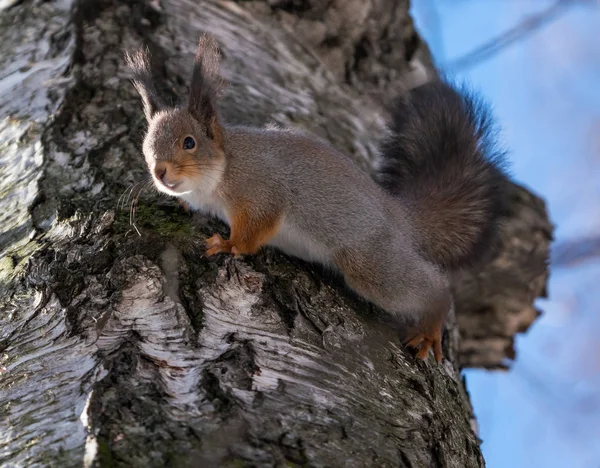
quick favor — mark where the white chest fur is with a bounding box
[268,219,331,266]
[180,191,229,225]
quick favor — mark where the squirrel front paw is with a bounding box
[178,198,191,212]
[205,233,244,257]
[205,233,233,256]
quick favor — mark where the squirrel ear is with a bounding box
[125,47,165,122]
[188,34,224,147]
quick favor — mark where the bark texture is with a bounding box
[0,0,552,467]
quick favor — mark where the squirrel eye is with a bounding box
[183,136,195,150]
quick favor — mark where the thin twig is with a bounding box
[443,0,585,72]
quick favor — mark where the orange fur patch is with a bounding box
[228,201,282,255]
[175,152,204,179]
[205,200,282,257]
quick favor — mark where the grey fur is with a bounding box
[216,126,452,329]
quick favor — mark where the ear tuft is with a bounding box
[188,33,225,147]
[124,47,165,122]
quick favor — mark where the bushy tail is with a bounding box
[376,78,510,271]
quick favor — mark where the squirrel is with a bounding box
[125,34,508,364]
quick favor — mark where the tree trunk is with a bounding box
[0,0,552,467]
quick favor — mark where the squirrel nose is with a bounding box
[154,164,167,181]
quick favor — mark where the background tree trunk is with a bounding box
[0,0,552,467]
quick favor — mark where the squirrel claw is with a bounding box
[205,233,233,256]
[206,233,224,248]
[405,333,443,363]
[416,340,432,360]
[205,234,246,258]
[178,198,191,212]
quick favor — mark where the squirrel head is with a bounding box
[125,34,226,197]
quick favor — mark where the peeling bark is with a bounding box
[454,183,553,369]
[0,0,551,467]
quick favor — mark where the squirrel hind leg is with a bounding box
[407,286,450,364]
[332,247,448,364]
[402,296,448,363]
[404,328,443,363]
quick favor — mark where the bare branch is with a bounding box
[444,0,587,72]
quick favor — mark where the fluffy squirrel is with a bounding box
[125,34,508,363]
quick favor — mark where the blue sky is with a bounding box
[411,1,600,467]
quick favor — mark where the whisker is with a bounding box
[177,173,224,186]
[175,167,224,176]
[176,168,226,176]
[116,188,128,212]
[134,180,152,223]
[174,165,226,179]
[175,163,225,169]
[117,182,139,212]
[129,180,150,228]
[124,181,145,212]
[129,188,137,227]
